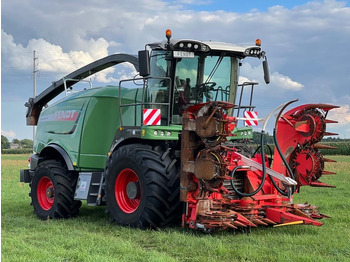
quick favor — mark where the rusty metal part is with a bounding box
[195,157,217,180]
[195,150,222,180]
[180,111,199,201]
[195,116,217,138]
[203,106,218,129]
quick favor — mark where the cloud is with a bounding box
[174,0,211,5]
[1,130,17,139]
[270,72,304,91]
[328,105,350,126]
[1,30,128,84]
[1,31,32,71]
[238,76,251,84]
[239,62,303,91]
[326,104,350,139]
[2,30,109,74]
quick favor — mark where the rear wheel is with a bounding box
[30,159,81,219]
[104,144,180,229]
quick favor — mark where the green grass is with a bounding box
[2,154,350,261]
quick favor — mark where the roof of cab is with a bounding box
[148,39,254,54]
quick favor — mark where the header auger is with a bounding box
[20,29,339,232]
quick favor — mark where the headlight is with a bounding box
[174,41,210,52]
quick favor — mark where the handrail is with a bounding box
[118,76,172,127]
[63,77,92,96]
[235,82,259,118]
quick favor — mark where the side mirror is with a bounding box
[138,50,150,77]
[263,57,270,84]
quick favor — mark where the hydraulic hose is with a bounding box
[231,99,298,197]
[253,143,273,166]
[270,128,296,195]
[269,99,297,195]
[230,131,267,197]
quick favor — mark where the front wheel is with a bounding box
[30,159,81,219]
[104,145,181,229]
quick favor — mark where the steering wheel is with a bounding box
[197,82,217,101]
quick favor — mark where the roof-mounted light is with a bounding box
[174,41,210,52]
[255,39,261,46]
[165,29,173,50]
[244,46,261,57]
[166,29,172,42]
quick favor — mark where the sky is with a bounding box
[1,0,350,140]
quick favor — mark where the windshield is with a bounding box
[174,54,234,115]
[147,50,239,123]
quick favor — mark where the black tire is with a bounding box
[104,144,181,229]
[29,159,81,219]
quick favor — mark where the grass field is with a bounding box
[2,154,350,262]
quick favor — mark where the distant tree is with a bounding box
[1,135,11,150]
[12,138,20,145]
[253,131,273,144]
[20,139,33,149]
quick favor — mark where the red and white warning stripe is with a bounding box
[244,111,258,126]
[143,109,161,126]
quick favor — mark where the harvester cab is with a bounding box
[139,30,269,123]
[20,30,339,232]
[117,29,267,142]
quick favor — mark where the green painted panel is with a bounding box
[79,96,121,169]
[34,84,173,171]
[35,97,89,165]
[228,126,254,140]
[141,125,181,140]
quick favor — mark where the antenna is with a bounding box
[33,51,39,151]
[33,50,39,97]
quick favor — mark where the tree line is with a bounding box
[251,132,349,144]
[1,135,33,153]
[2,133,349,155]
[251,132,349,155]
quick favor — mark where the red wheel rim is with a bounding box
[37,176,55,210]
[115,168,141,213]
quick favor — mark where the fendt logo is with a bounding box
[40,110,79,122]
[55,110,78,121]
